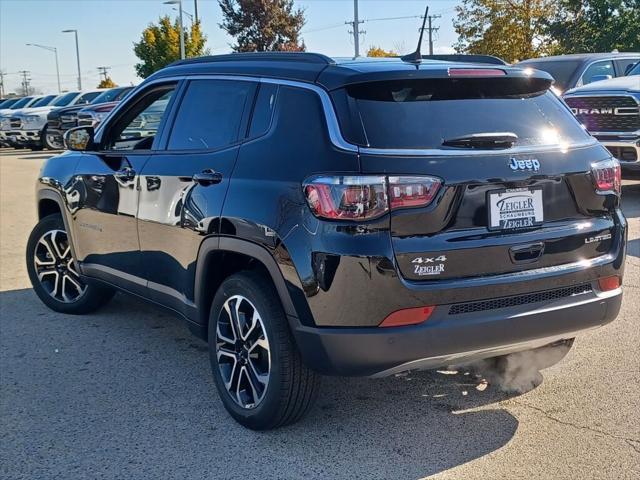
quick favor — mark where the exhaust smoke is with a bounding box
[462,342,573,394]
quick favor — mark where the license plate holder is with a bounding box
[487,187,544,231]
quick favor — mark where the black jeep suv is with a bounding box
[27,53,626,430]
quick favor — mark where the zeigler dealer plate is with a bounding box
[488,187,544,231]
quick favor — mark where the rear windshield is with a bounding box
[517,60,580,91]
[333,78,589,149]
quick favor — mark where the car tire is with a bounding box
[208,271,320,430]
[26,214,115,314]
[44,128,62,150]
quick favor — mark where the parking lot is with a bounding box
[0,148,638,479]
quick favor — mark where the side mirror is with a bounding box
[587,74,613,84]
[64,126,95,151]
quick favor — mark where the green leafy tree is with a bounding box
[454,0,557,62]
[367,46,398,57]
[546,0,640,54]
[97,77,117,89]
[219,0,306,52]
[134,16,207,78]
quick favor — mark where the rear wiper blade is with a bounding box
[442,132,518,149]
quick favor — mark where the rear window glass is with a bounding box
[333,78,590,150]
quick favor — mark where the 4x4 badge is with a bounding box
[509,157,540,172]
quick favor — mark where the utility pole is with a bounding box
[19,70,31,96]
[97,66,111,82]
[0,71,5,98]
[346,0,365,58]
[193,0,198,23]
[427,14,441,55]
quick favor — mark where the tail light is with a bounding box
[303,175,441,221]
[598,275,621,292]
[591,158,621,194]
[379,306,435,327]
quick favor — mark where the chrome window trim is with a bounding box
[99,73,599,157]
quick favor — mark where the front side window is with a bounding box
[103,85,176,151]
[581,61,614,85]
[167,79,255,151]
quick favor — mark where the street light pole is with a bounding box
[62,29,82,90]
[26,43,61,93]
[164,0,185,59]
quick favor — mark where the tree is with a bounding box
[453,0,557,62]
[367,46,398,57]
[546,0,640,54]
[133,16,208,79]
[219,0,305,52]
[97,77,117,89]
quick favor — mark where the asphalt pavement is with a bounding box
[1,148,638,479]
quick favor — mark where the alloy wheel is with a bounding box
[216,295,271,409]
[33,229,86,303]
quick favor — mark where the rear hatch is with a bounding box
[330,69,619,281]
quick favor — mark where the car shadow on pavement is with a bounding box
[621,182,640,219]
[1,288,522,479]
[627,238,639,259]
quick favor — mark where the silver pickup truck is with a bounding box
[564,62,640,177]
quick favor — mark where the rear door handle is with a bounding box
[114,167,136,182]
[192,169,223,186]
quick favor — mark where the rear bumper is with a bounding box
[292,286,622,376]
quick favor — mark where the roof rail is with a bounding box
[420,54,507,65]
[170,52,335,67]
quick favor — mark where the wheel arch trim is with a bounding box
[36,188,80,269]
[194,236,299,327]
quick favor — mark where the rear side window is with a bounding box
[333,78,590,149]
[249,83,278,138]
[168,79,255,151]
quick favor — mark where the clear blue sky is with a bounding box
[0,0,460,94]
